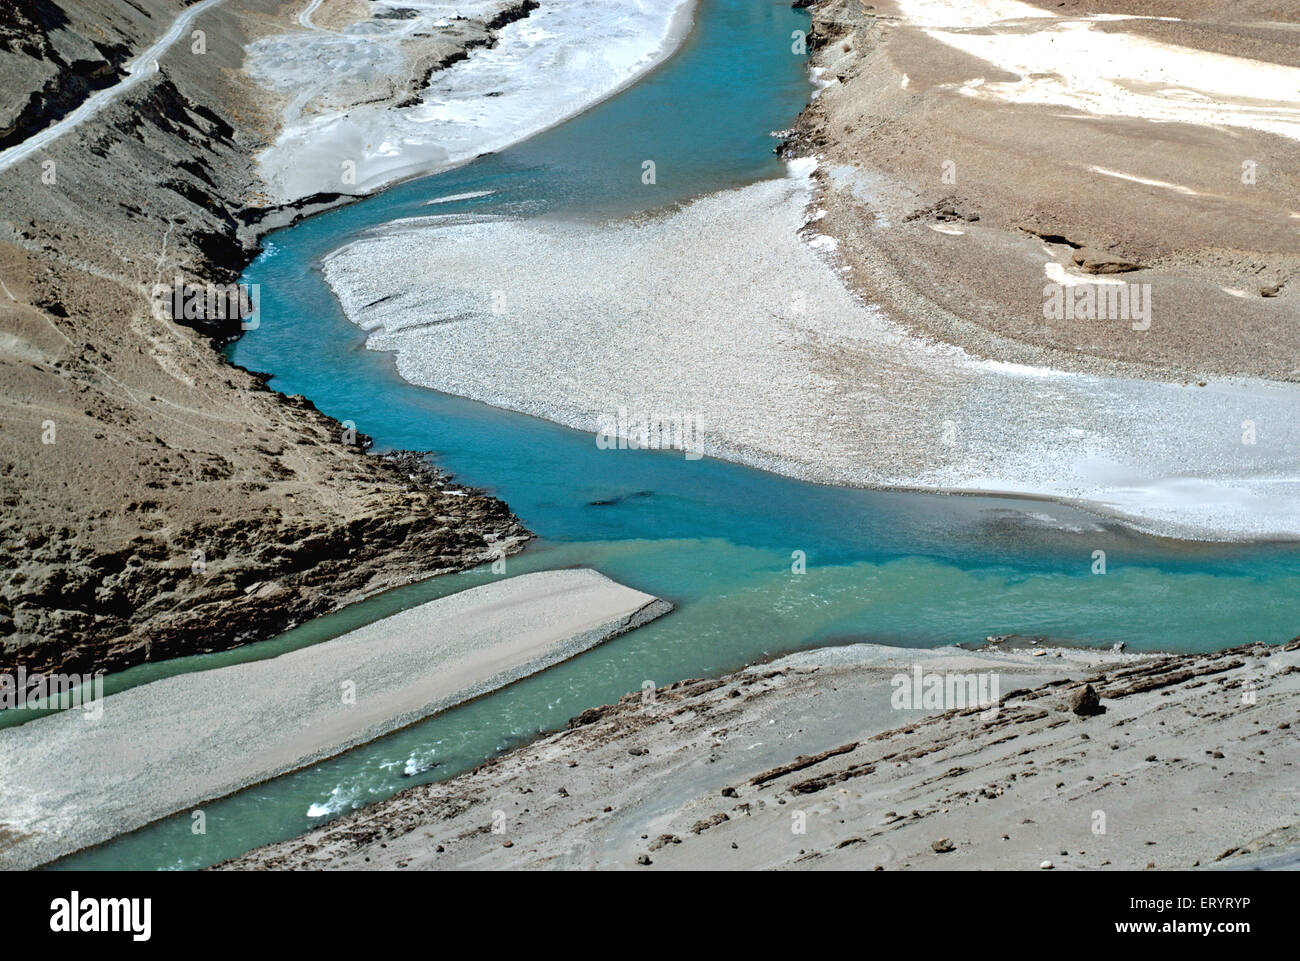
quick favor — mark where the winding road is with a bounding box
[298,0,327,31]
[0,0,229,174]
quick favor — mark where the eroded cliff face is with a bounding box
[0,0,531,682]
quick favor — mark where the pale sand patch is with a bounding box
[896,0,1055,25]
[896,0,1300,140]
[0,569,671,869]
[801,1,1300,391]
[1088,166,1214,198]
[1042,260,1129,287]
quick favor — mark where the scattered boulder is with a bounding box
[932,838,955,853]
[648,834,681,852]
[690,812,731,834]
[1068,683,1105,717]
[1072,249,1142,274]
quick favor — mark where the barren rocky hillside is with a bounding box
[0,0,531,681]
[0,0,186,150]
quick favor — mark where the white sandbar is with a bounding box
[323,162,1300,541]
[0,569,670,869]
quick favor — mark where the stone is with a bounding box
[1068,683,1105,717]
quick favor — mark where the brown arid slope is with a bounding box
[0,0,187,150]
[788,0,1300,382]
[0,0,535,681]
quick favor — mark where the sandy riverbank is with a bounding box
[796,0,1300,381]
[0,569,670,870]
[322,161,1300,541]
[219,636,1300,870]
[248,0,697,202]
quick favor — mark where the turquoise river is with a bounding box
[38,0,1300,869]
